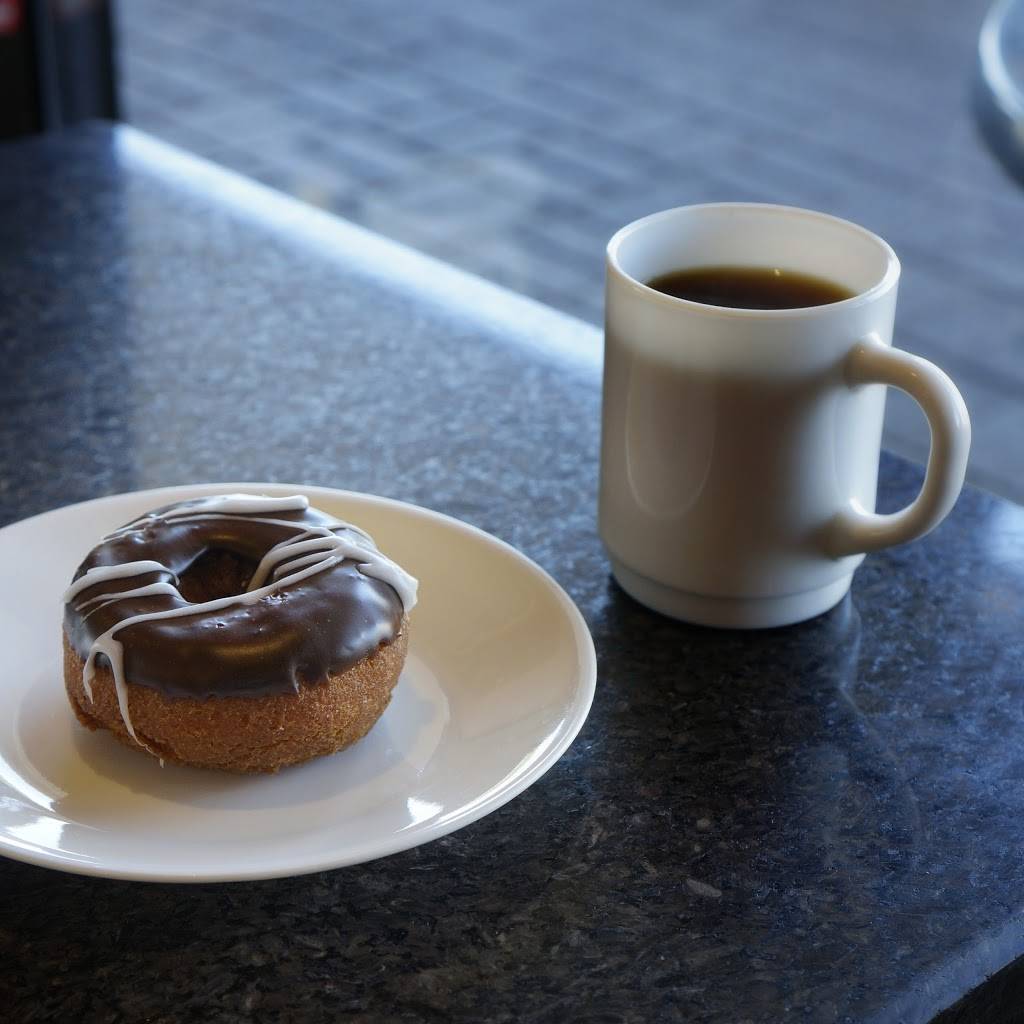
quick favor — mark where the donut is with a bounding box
[62,494,417,773]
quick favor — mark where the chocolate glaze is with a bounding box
[64,496,414,701]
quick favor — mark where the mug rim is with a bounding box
[606,203,901,319]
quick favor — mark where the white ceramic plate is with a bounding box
[0,484,595,882]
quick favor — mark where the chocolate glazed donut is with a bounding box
[62,494,418,773]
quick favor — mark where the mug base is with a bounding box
[610,559,852,629]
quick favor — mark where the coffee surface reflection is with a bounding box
[646,266,855,310]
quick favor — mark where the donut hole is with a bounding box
[177,548,259,603]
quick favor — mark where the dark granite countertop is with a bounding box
[1,123,1023,1024]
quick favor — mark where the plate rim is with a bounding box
[0,482,597,882]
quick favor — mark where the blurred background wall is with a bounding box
[84,0,1024,500]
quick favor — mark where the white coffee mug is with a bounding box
[599,203,971,628]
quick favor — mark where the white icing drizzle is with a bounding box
[78,582,182,618]
[105,494,311,539]
[64,560,175,603]
[66,495,418,747]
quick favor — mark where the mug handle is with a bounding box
[827,333,971,558]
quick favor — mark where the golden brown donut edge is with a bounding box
[62,620,409,774]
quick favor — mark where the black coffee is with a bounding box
[646,265,855,310]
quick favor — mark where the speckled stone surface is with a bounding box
[1,124,1023,1024]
